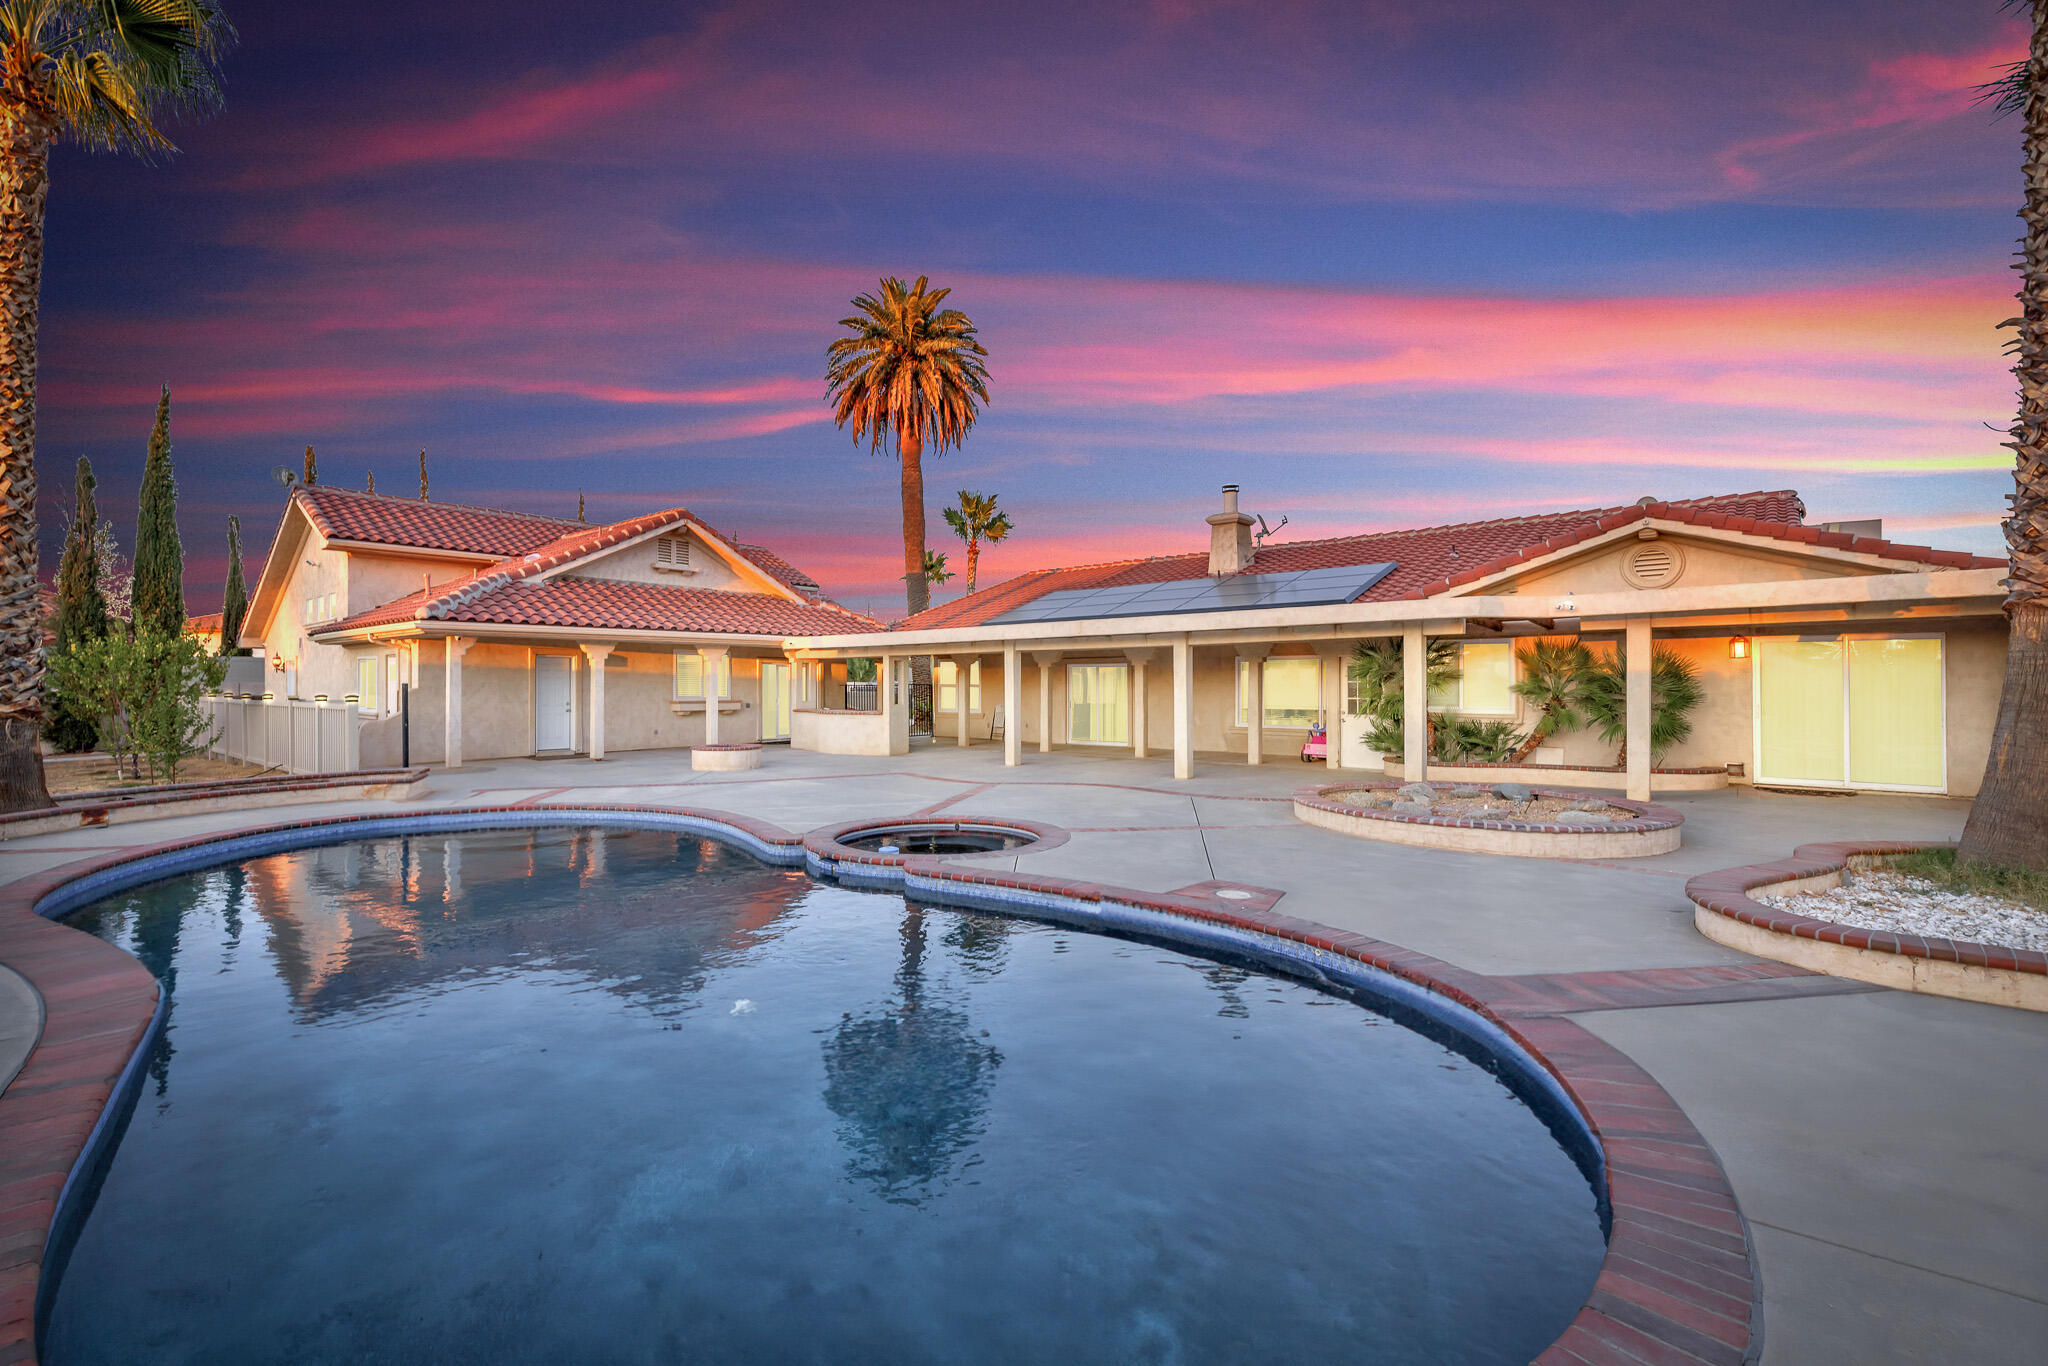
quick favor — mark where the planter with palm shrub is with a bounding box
[1433,715,1529,764]
[1507,638,1595,763]
[1346,637,1460,761]
[1577,646,1706,767]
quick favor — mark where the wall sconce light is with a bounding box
[1729,636,1750,659]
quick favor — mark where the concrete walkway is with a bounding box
[2,743,2042,1364]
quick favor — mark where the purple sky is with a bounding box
[38,0,2027,617]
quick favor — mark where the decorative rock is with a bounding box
[1387,801,1434,818]
[1553,810,1613,824]
[1565,798,1611,812]
[1468,804,1508,818]
[1396,783,1438,805]
[1450,785,1487,799]
[1494,783,1535,802]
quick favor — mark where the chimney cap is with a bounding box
[1222,482,1239,493]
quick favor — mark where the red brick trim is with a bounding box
[1388,760,1728,776]
[1,803,1754,1365]
[1299,780,1686,835]
[1685,841,2047,975]
[689,744,762,752]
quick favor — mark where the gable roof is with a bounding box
[902,490,2000,630]
[313,504,877,638]
[296,485,584,557]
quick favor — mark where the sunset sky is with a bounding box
[40,0,2029,616]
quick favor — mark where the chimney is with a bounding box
[1207,484,1255,575]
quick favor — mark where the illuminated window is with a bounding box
[1430,642,1515,715]
[674,651,732,699]
[356,657,379,714]
[936,660,982,713]
[1236,657,1321,728]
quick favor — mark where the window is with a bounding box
[326,592,338,621]
[654,535,692,570]
[674,651,732,699]
[1236,657,1321,728]
[1755,636,1944,791]
[1067,664,1130,745]
[356,657,379,714]
[936,660,982,714]
[385,654,401,713]
[1429,642,1515,715]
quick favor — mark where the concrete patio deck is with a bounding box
[2,742,2042,1363]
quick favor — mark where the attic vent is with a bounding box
[1621,541,1684,590]
[654,535,693,572]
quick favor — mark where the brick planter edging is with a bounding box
[1296,781,1686,859]
[1687,841,2048,1013]
[1,804,1756,1366]
[0,768,431,843]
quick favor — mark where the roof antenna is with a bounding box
[1253,512,1289,546]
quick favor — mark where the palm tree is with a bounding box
[1347,637,1460,754]
[0,2,231,813]
[1577,646,1704,767]
[1506,638,1594,762]
[1962,6,2048,872]
[826,276,990,618]
[922,548,952,587]
[941,489,1012,594]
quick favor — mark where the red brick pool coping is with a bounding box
[0,804,1757,1366]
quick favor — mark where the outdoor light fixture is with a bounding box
[1729,636,1750,659]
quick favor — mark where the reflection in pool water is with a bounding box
[46,828,1604,1365]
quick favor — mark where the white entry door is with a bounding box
[535,655,575,752]
[760,661,792,741]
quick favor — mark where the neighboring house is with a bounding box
[794,486,2009,800]
[183,612,223,653]
[238,486,879,766]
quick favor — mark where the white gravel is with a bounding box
[1758,871,2048,953]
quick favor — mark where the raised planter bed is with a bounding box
[1295,780,1683,858]
[1380,759,1729,792]
[690,744,762,772]
[1687,842,2047,1013]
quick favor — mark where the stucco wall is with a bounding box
[1496,533,1881,598]
[1944,622,2006,799]
[345,551,479,616]
[568,529,748,591]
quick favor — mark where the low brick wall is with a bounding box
[1296,781,1684,859]
[1687,842,2048,1013]
[0,769,431,842]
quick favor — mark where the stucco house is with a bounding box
[792,486,2009,801]
[237,486,880,767]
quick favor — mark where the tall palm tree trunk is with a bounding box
[0,112,53,813]
[965,540,979,594]
[1961,4,2048,873]
[899,427,928,617]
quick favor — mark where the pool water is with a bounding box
[44,828,1605,1365]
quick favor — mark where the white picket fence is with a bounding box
[203,695,366,775]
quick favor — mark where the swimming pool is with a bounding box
[42,826,1605,1364]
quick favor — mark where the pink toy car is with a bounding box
[1300,721,1329,763]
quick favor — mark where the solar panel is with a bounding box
[988,563,1396,625]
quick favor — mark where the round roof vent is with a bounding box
[1621,541,1684,589]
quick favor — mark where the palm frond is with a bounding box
[0,0,233,155]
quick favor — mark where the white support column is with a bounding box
[952,655,973,748]
[1238,647,1269,765]
[580,643,614,760]
[1402,624,1427,781]
[1124,650,1154,759]
[1003,643,1022,767]
[698,645,729,746]
[444,636,474,769]
[1626,617,1653,802]
[1034,651,1059,753]
[1171,634,1194,781]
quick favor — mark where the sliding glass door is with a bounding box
[1754,636,1944,792]
[1066,664,1130,746]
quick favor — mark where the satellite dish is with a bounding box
[271,466,299,489]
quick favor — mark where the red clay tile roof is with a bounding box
[438,579,880,635]
[297,485,584,556]
[313,504,878,638]
[902,490,2000,630]
[184,612,223,633]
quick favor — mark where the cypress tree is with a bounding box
[365,470,375,493]
[418,448,429,500]
[52,456,108,647]
[219,515,247,657]
[303,444,317,485]
[45,457,109,751]
[131,385,185,638]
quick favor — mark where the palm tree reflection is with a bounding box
[821,904,1002,1203]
